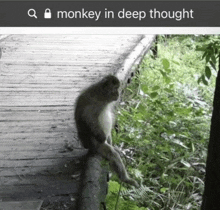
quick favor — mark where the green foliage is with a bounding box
[109,35,215,210]
[106,181,146,210]
[196,35,220,85]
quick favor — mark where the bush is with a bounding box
[107,35,215,210]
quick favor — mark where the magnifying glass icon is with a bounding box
[28,9,37,19]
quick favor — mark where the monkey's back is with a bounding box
[74,86,106,148]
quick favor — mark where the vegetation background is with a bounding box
[106,35,217,210]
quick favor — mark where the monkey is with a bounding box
[74,75,139,188]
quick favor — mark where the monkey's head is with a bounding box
[99,75,120,102]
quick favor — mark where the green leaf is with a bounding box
[160,187,169,193]
[172,60,180,65]
[211,55,216,64]
[164,88,172,93]
[150,92,158,98]
[159,70,167,78]
[108,181,121,193]
[196,46,207,51]
[167,111,174,117]
[202,74,208,85]
[205,66,211,79]
[202,51,207,60]
[197,75,202,84]
[210,61,216,71]
[164,76,171,84]
[138,104,147,114]
[165,68,171,73]
[175,106,192,116]
[172,139,188,149]
[180,159,191,167]
[169,84,174,89]
[152,85,160,91]
[206,54,211,63]
[141,84,148,94]
[162,58,170,70]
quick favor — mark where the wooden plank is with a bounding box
[0,142,74,151]
[0,150,82,160]
[1,132,67,140]
[0,106,73,110]
[0,167,50,176]
[1,158,73,168]
[0,150,86,176]
[0,200,43,210]
[0,110,73,121]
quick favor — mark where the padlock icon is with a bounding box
[44,8,52,19]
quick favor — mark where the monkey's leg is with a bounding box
[97,143,139,188]
[83,107,106,144]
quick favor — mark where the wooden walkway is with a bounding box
[0,35,155,209]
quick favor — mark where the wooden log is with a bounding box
[77,152,108,210]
